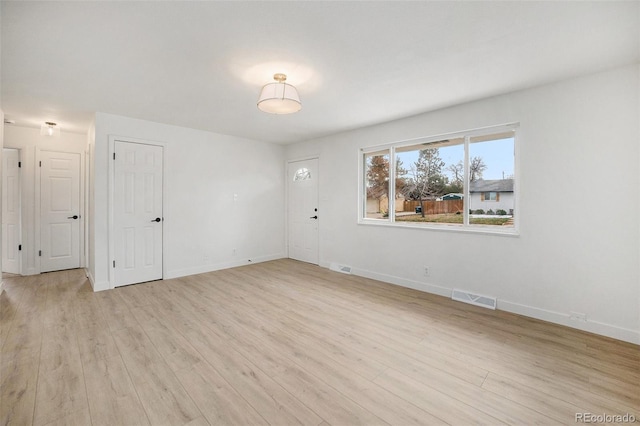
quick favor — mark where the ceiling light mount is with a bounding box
[273,73,287,83]
[257,73,302,115]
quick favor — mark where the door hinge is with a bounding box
[113,260,116,268]
[18,244,22,251]
[113,153,116,160]
[39,161,41,167]
[39,250,42,256]
[18,161,21,168]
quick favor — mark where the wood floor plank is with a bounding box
[40,408,91,426]
[272,366,389,426]
[173,361,270,426]
[0,356,39,426]
[34,347,88,426]
[76,323,121,365]
[481,372,587,424]
[171,285,448,426]
[142,302,324,426]
[112,327,203,426]
[82,354,150,426]
[374,368,506,425]
[0,278,27,349]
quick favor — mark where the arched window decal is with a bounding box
[294,167,311,181]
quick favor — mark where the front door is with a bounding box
[114,141,163,287]
[288,158,319,264]
[40,151,81,272]
[2,148,21,274]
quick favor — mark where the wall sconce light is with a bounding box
[257,73,302,114]
[40,121,61,137]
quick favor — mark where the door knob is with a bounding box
[67,215,79,219]
[151,217,162,222]
[310,215,318,219]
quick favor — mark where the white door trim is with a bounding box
[35,148,85,274]
[108,136,168,289]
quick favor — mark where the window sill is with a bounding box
[358,218,520,237]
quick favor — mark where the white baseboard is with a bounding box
[165,253,286,280]
[498,300,640,345]
[86,268,110,292]
[349,265,452,298]
[323,262,639,345]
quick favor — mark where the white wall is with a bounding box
[3,126,87,276]
[0,110,4,293]
[285,64,640,344]
[89,113,286,291]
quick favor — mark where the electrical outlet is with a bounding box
[424,266,430,276]
[570,311,587,322]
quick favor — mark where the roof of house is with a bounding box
[469,179,514,193]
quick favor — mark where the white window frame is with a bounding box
[358,123,519,235]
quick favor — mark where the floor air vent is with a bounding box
[329,263,352,274]
[452,289,497,310]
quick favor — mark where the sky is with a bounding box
[396,137,514,181]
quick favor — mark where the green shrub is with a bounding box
[486,209,495,215]
[496,209,507,215]
[474,209,485,214]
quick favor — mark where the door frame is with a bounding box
[108,136,167,289]
[35,148,85,274]
[286,156,320,264]
[2,148,22,275]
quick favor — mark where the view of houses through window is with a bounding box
[362,126,516,231]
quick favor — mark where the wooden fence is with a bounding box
[402,199,463,215]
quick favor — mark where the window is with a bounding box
[293,168,311,181]
[363,150,390,219]
[360,124,517,232]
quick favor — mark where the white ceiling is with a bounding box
[1,1,638,144]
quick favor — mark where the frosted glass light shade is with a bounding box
[257,82,302,114]
[40,122,61,137]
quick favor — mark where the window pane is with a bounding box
[294,167,311,181]
[395,139,464,225]
[469,134,515,227]
[364,151,390,220]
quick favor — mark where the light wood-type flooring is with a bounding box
[1,259,638,425]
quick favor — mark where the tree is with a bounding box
[447,161,464,187]
[446,161,464,194]
[402,148,446,217]
[366,155,389,201]
[366,155,408,201]
[394,157,408,197]
[469,156,487,182]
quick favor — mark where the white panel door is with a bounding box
[2,148,21,274]
[40,151,81,272]
[288,158,319,264]
[114,141,163,287]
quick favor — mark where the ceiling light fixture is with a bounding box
[257,73,302,114]
[40,121,60,137]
